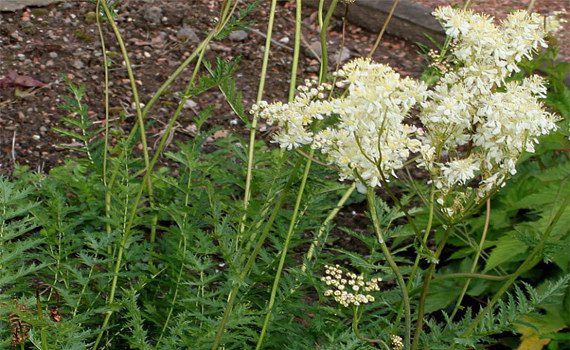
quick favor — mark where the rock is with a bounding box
[331,47,352,65]
[305,40,323,59]
[0,0,62,12]
[48,51,58,58]
[228,30,248,41]
[143,6,163,26]
[183,99,197,109]
[177,26,199,43]
[71,59,84,69]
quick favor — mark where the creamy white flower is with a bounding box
[440,157,480,186]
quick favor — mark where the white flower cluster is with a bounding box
[251,79,333,150]
[390,334,404,350]
[418,7,560,215]
[433,7,549,85]
[321,264,381,307]
[313,59,427,189]
[253,7,561,216]
[252,58,427,190]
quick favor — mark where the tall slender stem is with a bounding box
[211,160,303,350]
[241,0,279,234]
[450,197,491,320]
[319,0,340,82]
[368,0,400,57]
[91,2,237,348]
[99,0,152,196]
[411,227,452,350]
[367,188,411,350]
[256,157,313,349]
[288,0,303,102]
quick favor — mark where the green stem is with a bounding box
[319,0,339,82]
[410,227,452,350]
[256,156,313,349]
[394,186,435,331]
[352,308,391,350]
[211,160,303,350]
[407,186,435,288]
[36,292,49,350]
[100,0,152,198]
[302,183,356,272]
[240,0,279,235]
[433,272,511,282]
[450,197,491,320]
[288,0,303,102]
[366,188,411,350]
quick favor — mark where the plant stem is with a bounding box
[432,272,511,282]
[394,186,435,331]
[411,227,452,350]
[36,291,49,350]
[352,308,392,350]
[407,186,435,288]
[366,188,411,350]
[302,183,356,271]
[256,156,313,349]
[240,0,279,235]
[527,0,537,12]
[288,0,303,102]
[211,160,303,350]
[368,0,400,57]
[319,0,339,82]
[99,0,152,198]
[450,197,491,320]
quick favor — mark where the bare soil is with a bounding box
[0,0,425,175]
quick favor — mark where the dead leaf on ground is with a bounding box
[0,71,47,89]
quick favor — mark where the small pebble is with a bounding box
[229,30,248,41]
[71,59,84,69]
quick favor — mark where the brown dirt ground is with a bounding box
[0,0,425,175]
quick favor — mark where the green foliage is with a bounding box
[1,3,569,349]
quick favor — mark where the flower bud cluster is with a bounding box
[321,264,381,307]
[390,335,404,350]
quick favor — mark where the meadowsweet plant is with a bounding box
[1,2,569,350]
[253,5,567,349]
